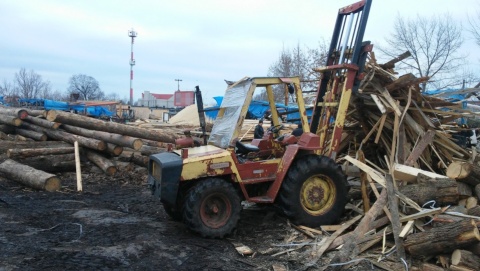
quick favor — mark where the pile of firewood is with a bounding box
[318,53,480,270]
[0,108,183,191]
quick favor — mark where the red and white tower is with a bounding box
[128,28,137,105]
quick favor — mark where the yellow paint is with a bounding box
[300,174,336,216]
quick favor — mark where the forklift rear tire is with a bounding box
[183,178,241,238]
[278,155,347,227]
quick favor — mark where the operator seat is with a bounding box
[235,140,260,155]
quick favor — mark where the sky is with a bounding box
[1,0,480,105]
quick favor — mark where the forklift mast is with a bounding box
[310,0,372,159]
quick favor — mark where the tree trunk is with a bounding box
[0,159,61,191]
[0,141,71,153]
[142,138,170,148]
[131,153,149,168]
[404,219,480,257]
[447,161,480,187]
[467,205,480,217]
[24,115,61,129]
[85,150,116,176]
[22,122,106,151]
[105,143,123,156]
[7,147,75,159]
[47,110,179,143]
[0,124,15,134]
[0,107,28,119]
[0,114,22,126]
[399,177,472,205]
[451,249,480,270]
[61,123,143,150]
[137,145,166,156]
[22,154,76,173]
[15,128,47,141]
[24,109,45,117]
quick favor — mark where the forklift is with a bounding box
[148,0,373,237]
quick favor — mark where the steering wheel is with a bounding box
[267,124,284,134]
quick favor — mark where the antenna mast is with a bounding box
[128,28,137,105]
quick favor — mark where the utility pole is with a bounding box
[128,28,137,106]
[175,79,182,91]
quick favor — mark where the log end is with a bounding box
[98,141,107,151]
[39,134,48,141]
[13,118,22,127]
[46,110,57,122]
[44,176,61,192]
[132,139,143,151]
[111,146,123,156]
[18,110,28,120]
[106,166,117,176]
[52,122,61,129]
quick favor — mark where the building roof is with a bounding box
[151,93,174,100]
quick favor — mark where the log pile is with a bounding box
[0,109,187,190]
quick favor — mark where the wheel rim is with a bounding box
[299,174,336,216]
[199,193,232,229]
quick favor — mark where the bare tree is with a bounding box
[468,8,480,47]
[14,68,51,99]
[260,41,328,102]
[0,79,16,97]
[68,74,104,100]
[380,14,465,91]
[105,92,120,101]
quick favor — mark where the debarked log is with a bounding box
[404,219,480,257]
[0,159,61,191]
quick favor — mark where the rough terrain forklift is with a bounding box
[148,0,372,237]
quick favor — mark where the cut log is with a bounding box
[21,122,106,151]
[61,124,143,150]
[137,145,166,156]
[465,197,478,209]
[467,205,480,217]
[7,147,75,159]
[24,115,61,129]
[0,124,15,134]
[14,128,47,141]
[85,150,116,176]
[447,161,480,187]
[22,154,76,173]
[24,109,45,117]
[419,263,446,271]
[404,219,480,257]
[0,107,28,119]
[451,249,480,270]
[399,176,472,206]
[131,153,149,168]
[0,114,22,126]
[142,138,170,148]
[449,265,476,271]
[105,143,123,156]
[0,141,71,153]
[47,110,179,143]
[0,159,61,191]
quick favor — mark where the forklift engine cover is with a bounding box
[148,152,183,206]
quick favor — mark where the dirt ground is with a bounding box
[0,165,383,271]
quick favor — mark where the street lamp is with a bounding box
[175,79,182,91]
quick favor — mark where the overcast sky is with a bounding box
[1,0,480,105]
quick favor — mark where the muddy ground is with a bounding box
[0,165,384,271]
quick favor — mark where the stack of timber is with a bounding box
[0,108,185,190]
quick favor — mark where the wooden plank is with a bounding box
[405,130,435,166]
[399,208,442,223]
[399,220,415,238]
[370,94,387,114]
[393,163,448,183]
[374,114,387,144]
[386,174,406,260]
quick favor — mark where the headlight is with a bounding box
[152,162,162,181]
